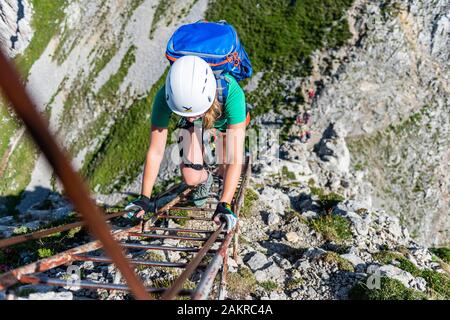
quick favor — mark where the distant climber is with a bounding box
[296,110,312,143]
[124,21,253,233]
[308,88,315,103]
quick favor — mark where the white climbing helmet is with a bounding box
[165,55,217,117]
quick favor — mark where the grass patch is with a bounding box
[259,280,278,291]
[90,44,119,80]
[97,45,137,103]
[0,103,19,160]
[308,214,352,244]
[37,247,54,259]
[372,251,419,276]
[310,186,345,212]
[15,0,68,77]
[83,69,168,193]
[206,0,354,118]
[168,209,188,227]
[372,249,450,299]
[1,0,67,207]
[149,0,175,39]
[227,267,257,298]
[322,251,354,272]
[0,225,87,272]
[286,276,304,291]
[0,132,38,202]
[430,247,450,264]
[349,276,428,300]
[421,269,450,300]
[282,166,296,180]
[241,188,259,218]
[206,0,353,73]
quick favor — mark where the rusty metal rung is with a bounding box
[128,232,222,242]
[0,49,252,301]
[72,254,191,268]
[156,215,211,221]
[19,275,193,295]
[120,243,216,253]
[168,206,215,212]
[147,226,220,234]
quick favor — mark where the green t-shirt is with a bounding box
[151,74,246,132]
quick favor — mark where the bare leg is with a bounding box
[179,125,208,186]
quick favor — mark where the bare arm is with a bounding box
[141,125,168,197]
[131,125,167,218]
[220,122,246,204]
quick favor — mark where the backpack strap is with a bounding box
[216,74,230,107]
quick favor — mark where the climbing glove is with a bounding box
[124,194,153,219]
[212,202,238,233]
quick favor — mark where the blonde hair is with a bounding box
[203,96,222,129]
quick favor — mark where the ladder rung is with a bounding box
[128,232,222,242]
[19,274,193,295]
[157,215,212,221]
[147,226,219,234]
[72,254,191,268]
[169,206,215,212]
[120,243,217,253]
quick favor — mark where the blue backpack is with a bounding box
[166,20,252,106]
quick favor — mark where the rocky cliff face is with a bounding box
[0,0,33,57]
[0,0,449,300]
[309,0,449,245]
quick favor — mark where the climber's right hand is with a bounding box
[123,195,153,219]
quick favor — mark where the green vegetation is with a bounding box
[152,175,182,196]
[372,249,450,299]
[149,0,174,39]
[241,188,259,218]
[37,247,54,259]
[227,267,257,298]
[0,0,68,208]
[372,251,418,275]
[259,280,278,291]
[310,186,345,212]
[308,214,352,244]
[349,277,428,300]
[0,106,18,160]
[355,208,368,215]
[15,0,68,76]
[135,251,165,271]
[421,269,450,300]
[0,223,86,272]
[207,0,353,74]
[168,209,188,226]
[0,133,38,213]
[97,45,137,102]
[17,287,37,297]
[430,247,450,264]
[347,104,436,225]
[82,69,169,193]
[52,24,76,65]
[286,276,304,290]
[380,0,402,20]
[282,166,296,180]
[321,251,354,272]
[206,0,354,138]
[124,0,145,20]
[90,44,119,80]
